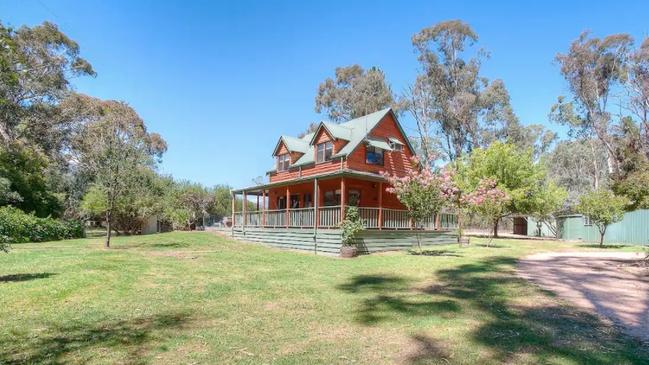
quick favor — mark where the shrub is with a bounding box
[340,206,364,246]
[0,206,85,246]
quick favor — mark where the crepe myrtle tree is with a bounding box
[438,163,471,241]
[382,156,446,252]
[576,189,629,247]
[464,178,510,245]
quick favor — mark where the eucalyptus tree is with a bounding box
[0,21,95,149]
[552,31,634,175]
[315,65,400,122]
[627,37,649,154]
[0,21,95,218]
[406,20,518,162]
[74,96,166,247]
[546,139,609,205]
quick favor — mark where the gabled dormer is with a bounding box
[308,122,352,164]
[272,136,309,172]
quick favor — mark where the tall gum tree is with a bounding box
[314,65,401,123]
[406,20,520,163]
[74,96,166,248]
[552,31,634,175]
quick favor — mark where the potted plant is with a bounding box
[339,206,364,258]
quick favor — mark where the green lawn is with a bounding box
[0,232,647,364]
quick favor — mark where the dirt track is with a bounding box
[518,251,649,342]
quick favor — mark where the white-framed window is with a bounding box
[388,137,404,152]
[584,216,592,226]
[316,141,333,163]
[277,154,290,171]
[365,146,384,165]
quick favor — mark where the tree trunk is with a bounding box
[599,225,607,247]
[493,219,499,238]
[457,209,463,244]
[105,213,112,248]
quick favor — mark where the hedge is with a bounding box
[0,206,85,244]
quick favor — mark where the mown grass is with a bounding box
[0,232,647,364]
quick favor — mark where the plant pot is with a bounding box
[340,245,358,258]
[459,236,470,247]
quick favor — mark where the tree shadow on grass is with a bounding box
[0,273,56,283]
[578,244,630,249]
[337,258,649,364]
[147,242,191,249]
[408,249,462,257]
[337,275,460,325]
[0,311,192,364]
[429,256,649,364]
[404,334,452,364]
[110,241,190,250]
[473,243,506,248]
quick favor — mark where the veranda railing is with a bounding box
[318,206,341,228]
[382,208,411,229]
[233,206,457,230]
[358,207,380,228]
[289,207,315,228]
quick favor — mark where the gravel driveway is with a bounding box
[518,251,649,342]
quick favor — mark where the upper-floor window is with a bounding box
[277,154,290,171]
[366,146,384,165]
[388,137,404,152]
[316,141,333,163]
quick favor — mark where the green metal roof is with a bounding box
[272,135,310,155]
[388,136,404,145]
[234,168,388,194]
[333,108,392,157]
[365,137,393,151]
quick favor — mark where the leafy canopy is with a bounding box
[315,65,400,122]
[576,189,628,245]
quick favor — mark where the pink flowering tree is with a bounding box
[381,156,446,252]
[464,178,510,242]
[438,165,467,241]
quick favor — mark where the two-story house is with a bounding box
[231,108,457,254]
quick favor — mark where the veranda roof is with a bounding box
[232,169,387,195]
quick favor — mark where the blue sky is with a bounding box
[2,0,648,188]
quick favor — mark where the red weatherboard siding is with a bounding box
[267,178,405,210]
[275,142,303,164]
[346,113,414,176]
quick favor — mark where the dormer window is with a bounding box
[388,137,404,152]
[277,154,290,171]
[316,141,333,163]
